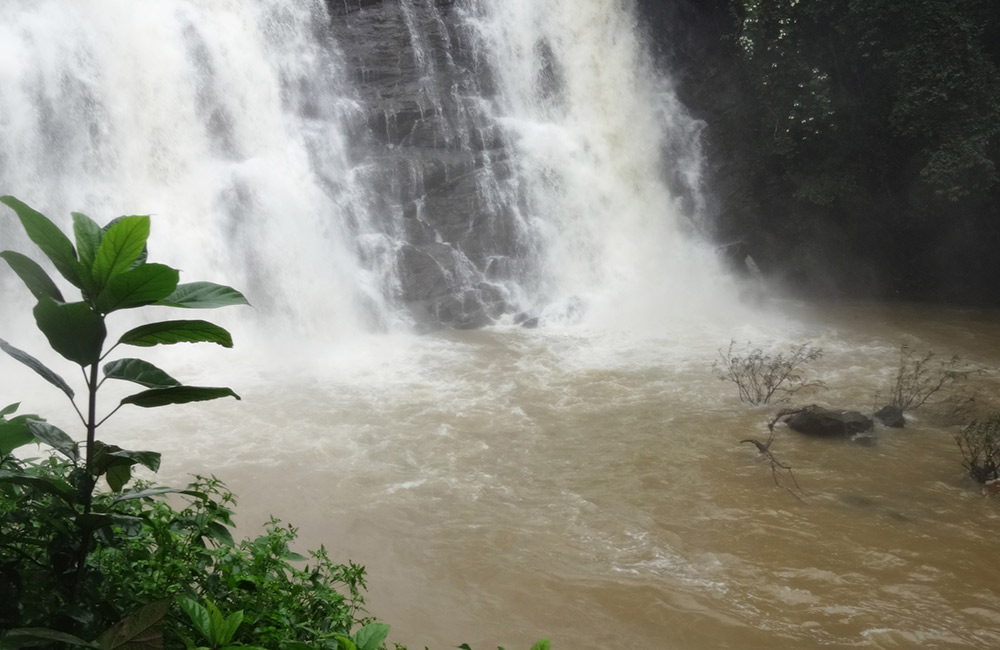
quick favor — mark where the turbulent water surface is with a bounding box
[1,1,1000,649]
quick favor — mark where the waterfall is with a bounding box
[0,0,401,339]
[0,0,741,341]
[458,0,739,329]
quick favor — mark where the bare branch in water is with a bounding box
[740,408,807,500]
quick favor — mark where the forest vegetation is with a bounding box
[641,0,1000,304]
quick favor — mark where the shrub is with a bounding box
[955,414,1000,483]
[0,196,376,649]
[712,340,824,405]
[886,345,974,412]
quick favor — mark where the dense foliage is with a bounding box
[0,197,376,649]
[642,0,1000,303]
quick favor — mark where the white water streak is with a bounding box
[463,0,745,331]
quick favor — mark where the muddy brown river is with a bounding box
[35,299,988,650]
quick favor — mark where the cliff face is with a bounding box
[328,0,523,329]
[327,0,723,329]
[639,0,1000,305]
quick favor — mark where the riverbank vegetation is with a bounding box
[641,0,1000,305]
[0,197,377,649]
[0,197,550,649]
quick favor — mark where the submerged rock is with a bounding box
[784,405,873,437]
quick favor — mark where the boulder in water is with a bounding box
[783,405,873,437]
[873,405,905,428]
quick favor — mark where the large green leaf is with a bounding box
[529,640,551,650]
[105,464,134,493]
[0,470,77,504]
[92,441,161,490]
[213,607,243,646]
[354,623,391,650]
[0,250,64,301]
[72,211,103,272]
[0,195,83,288]
[26,419,80,461]
[120,386,240,408]
[0,338,75,399]
[96,263,179,314]
[0,628,97,650]
[92,442,161,473]
[118,320,233,348]
[177,598,212,646]
[33,298,106,366]
[334,637,357,650]
[98,598,171,650]
[0,415,40,455]
[157,282,250,309]
[103,358,180,389]
[92,215,149,288]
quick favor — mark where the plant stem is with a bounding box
[72,361,100,598]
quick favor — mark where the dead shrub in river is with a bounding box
[955,413,1000,483]
[713,340,825,405]
[885,345,978,413]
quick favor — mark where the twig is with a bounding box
[741,408,807,500]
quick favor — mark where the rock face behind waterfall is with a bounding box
[330,0,520,329]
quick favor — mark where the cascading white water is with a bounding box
[1,0,747,340]
[0,0,402,340]
[461,0,745,331]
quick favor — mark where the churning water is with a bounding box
[2,2,1000,649]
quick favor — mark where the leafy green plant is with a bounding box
[333,623,391,650]
[712,340,825,405]
[176,598,256,650]
[955,413,1000,484]
[0,194,247,634]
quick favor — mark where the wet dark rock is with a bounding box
[520,317,539,329]
[784,405,873,437]
[874,405,905,428]
[397,243,454,302]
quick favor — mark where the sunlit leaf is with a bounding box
[157,282,250,309]
[72,211,103,272]
[96,263,179,314]
[93,215,149,288]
